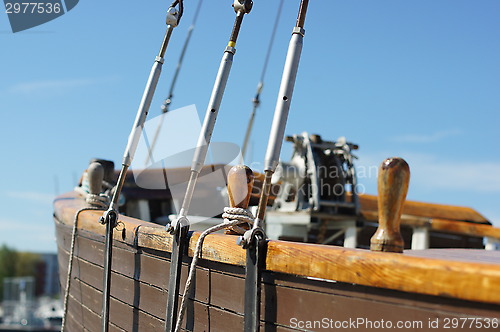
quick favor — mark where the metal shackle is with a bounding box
[166,7,179,27]
[233,0,253,14]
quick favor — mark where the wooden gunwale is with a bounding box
[55,218,500,331]
[54,192,500,306]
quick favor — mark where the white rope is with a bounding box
[74,186,110,208]
[85,193,110,209]
[61,192,109,331]
[221,206,254,234]
[173,207,254,332]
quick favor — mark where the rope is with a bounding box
[259,0,284,84]
[147,0,203,166]
[241,0,284,161]
[161,0,203,113]
[85,194,110,209]
[222,206,254,234]
[173,207,254,332]
[74,186,111,208]
[61,193,109,331]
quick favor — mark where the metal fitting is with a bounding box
[233,0,253,14]
[236,235,247,247]
[292,26,305,37]
[100,208,118,226]
[166,216,190,234]
[166,7,179,27]
[225,46,236,54]
[155,56,164,64]
[237,227,266,249]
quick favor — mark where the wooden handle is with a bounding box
[227,165,254,208]
[89,158,115,183]
[87,162,104,195]
[225,165,254,234]
[370,157,410,253]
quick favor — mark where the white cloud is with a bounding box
[6,191,54,204]
[392,129,462,143]
[405,153,500,193]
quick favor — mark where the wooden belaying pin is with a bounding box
[370,157,410,253]
[225,165,254,234]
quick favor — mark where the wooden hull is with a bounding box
[54,193,500,331]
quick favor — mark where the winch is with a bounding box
[266,132,362,246]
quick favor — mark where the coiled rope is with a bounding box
[60,191,109,331]
[173,207,254,332]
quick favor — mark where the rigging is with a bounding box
[146,0,205,165]
[164,1,253,331]
[98,1,184,331]
[241,0,284,161]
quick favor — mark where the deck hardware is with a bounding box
[239,1,309,331]
[225,165,255,234]
[61,161,109,332]
[238,174,268,332]
[97,2,184,331]
[164,2,252,331]
[162,0,201,113]
[240,227,266,332]
[165,222,189,332]
[370,157,410,253]
[166,0,253,235]
[173,165,254,331]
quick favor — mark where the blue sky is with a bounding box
[1,0,499,253]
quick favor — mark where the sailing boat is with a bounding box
[54,0,500,331]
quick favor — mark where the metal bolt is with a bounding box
[236,236,246,247]
[166,224,175,234]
